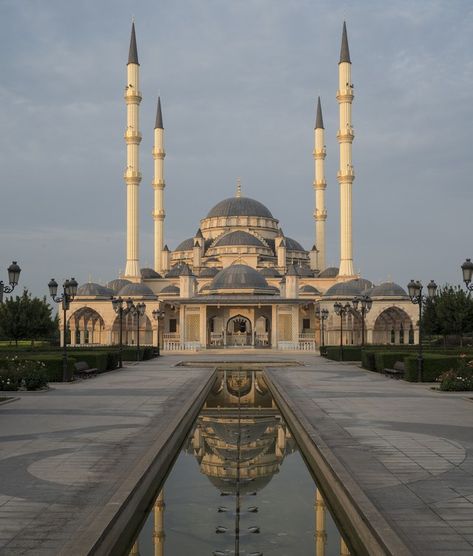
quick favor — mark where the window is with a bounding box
[408,324,414,344]
[302,318,310,331]
[399,324,404,344]
[169,319,177,333]
[390,328,395,344]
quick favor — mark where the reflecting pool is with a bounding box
[127,370,352,555]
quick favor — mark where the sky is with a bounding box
[1,0,473,300]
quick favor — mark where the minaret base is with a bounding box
[338,259,355,277]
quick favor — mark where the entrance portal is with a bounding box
[226,315,252,347]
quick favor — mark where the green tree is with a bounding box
[0,290,56,346]
[422,285,473,345]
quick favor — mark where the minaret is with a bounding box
[315,488,327,556]
[153,97,166,273]
[337,21,355,276]
[124,22,142,279]
[313,96,327,271]
[153,490,165,556]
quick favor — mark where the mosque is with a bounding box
[65,22,418,351]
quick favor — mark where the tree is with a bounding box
[421,285,473,345]
[0,289,56,346]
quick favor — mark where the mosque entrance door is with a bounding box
[226,315,253,347]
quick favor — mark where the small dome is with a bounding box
[118,283,156,298]
[160,284,180,295]
[318,267,339,278]
[77,283,114,297]
[300,285,320,294]
[165,264,184,278]
[259,267,282,277]
[141,268,162,279]
[286,237,306,252]
[213,231,265,248]
[324,278,373,297]
[106,278,131,293]
[206,197,274,219]
[370,282,408,297]
[209,264,274,294]
[295,265,314,277]
[199,267,220,277]
[174,238,194,252]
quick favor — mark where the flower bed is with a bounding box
[437,356,473,391]
[0,357,48,391]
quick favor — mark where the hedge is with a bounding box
[404,354,460,382]
[361,350,377,371]
[373,351,411,373]
[0,355,78,382]
[325,346,362,361]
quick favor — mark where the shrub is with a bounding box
[361,350,376,371]
[325,346,362,361]
[26,354,77,382]
[373,352,410,373]
[319,345,328,357]
[404,354,461,382]
[437,356,473,391]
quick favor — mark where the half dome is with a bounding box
[174,238,194,252]
[77,283,114,297]
[213,231,265,248]
[118,283,156,298]
[141,268,162,279]
[209,264,275,295]
[370,282,408,297]
[106,278,131,293]
[160,284,180,295]
[318,267,339,278]
[206,197,274,219]
[324,278,372,297]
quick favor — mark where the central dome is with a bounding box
[206,197,274,219]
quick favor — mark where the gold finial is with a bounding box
[236,177,242,198]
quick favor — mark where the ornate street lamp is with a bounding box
[407,279,437,382]
[111,296,134,368]
[0,261,21,303]
[461,258,473,290]
[351,294,372,346]
[152,307,165,356]
[315,306,329,348]
[48,277,78,382]
[333,302,351,361]
[130,302,146,361]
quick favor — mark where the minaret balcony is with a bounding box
[152,147,166,158]
[313,147,326,159]
[124,130,142,144]
[336,88,354,101]
[315,209,328,221]
[124,170,142,182]
[313,180,327,189]
[336,129,354,142]
[124,89,142,103]
[337,169,355,183]
[152,179,166,190]
[153,210,166,220]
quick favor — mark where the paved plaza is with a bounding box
[0,353,472,554]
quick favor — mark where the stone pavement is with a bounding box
[265,355,473,555]
[0,357,213,555]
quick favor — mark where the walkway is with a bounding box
[266,355,473,555]
[0,358,213,555]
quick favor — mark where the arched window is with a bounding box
[399,324,404,344]
[390,328,395,344]
[408,324,414,344]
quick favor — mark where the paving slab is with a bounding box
[265,355,473,555]
[0,357,213,555]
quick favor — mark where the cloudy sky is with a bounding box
[1,0,472,299]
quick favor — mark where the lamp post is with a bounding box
[111,296,133,368]
[0,261,21,303]
[315,306,329,348]
[351,294,372,346]
[48,277,78,382]
[131,302,146,361]
[407,279,437,382]
[461,258,473,291]
[152,307,165,356]
[333,302,351,361]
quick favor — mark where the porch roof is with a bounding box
[169,296,310,306]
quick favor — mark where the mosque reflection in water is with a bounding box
[128,371,352,556]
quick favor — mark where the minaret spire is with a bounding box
[124,21,142,279]
[337,21,355,276]
[155,96,163,129]
[313,96,327,271]
[128,21,139,65]
[339,21,351,64]
[236,177,242,198]
[153,97,166,272]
